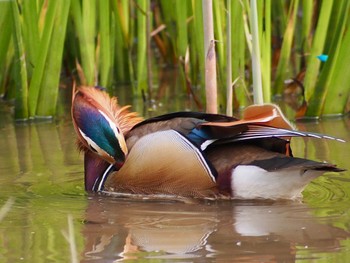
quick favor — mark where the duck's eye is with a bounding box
[89,144,98,153]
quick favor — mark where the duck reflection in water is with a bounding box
[80,196,349,262]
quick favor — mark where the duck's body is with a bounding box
[72,86,344,200]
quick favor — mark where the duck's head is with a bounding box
[71,86,128,168]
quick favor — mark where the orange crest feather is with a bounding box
[76,86,143,134]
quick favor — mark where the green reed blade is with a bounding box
[273,0,299,94]
[127,2,136,90]
[83,0,96,85]
[10,0,28,120]
[303,0,334,102]
[213,0,224,66]
[250,0,263,104]
[111,0,129,83]
[175,0,188,58]
[114,19,129,83]
[71,0,96,85]
[264,0,271,102]
[261,0,271,102]
[231,0,248,108]
[159,0,176,48]
[322,28,350,116]
[225,0,232,115]
[116,0,130,47]
[271,0,287,38]
[0,2,12,96]
[98,0,112,87]
[291,0,312,74]
[109,12,116,86]
[36,0,71,117]
[70,1,83,62]
[213,0,225,104]
[135,0,148,95]
[189,0,205,87]
[22,0,40,79]
[146,0,153,97]
[301,0,313,52]
[323,3,344,53]
[306,0,350,116]
[28,0,58,117]
[321,1,350,116]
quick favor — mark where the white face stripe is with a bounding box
[98,110,120,138]
[98,109,128,154]
[78,128,113,160]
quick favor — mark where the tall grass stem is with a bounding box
[202,0,218,113]
[250,0,263,104]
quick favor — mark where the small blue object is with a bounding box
[317,54,328,62]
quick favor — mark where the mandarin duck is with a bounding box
[71,86,344,200]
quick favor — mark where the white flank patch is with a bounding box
[231,165,324,200]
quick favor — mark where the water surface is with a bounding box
[1,99,350,262]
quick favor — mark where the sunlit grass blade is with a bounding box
[300,0,313,54]
[22,0,40,79]
[28,0,58,117]
[0,2,12,96]
[10,0,28,120]
[71,0,96,85]
[213,0,225,99]
[98,0,112,87]
[175,0,188,58]
[225,0,232,115]
[135,0,148,95]
[82,0,96,85]
[146,1,153,97]
[36,0,71,117]
[261,0,271,102]
[250,0,263,104]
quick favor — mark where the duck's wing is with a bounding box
[127,104,344,154]
[193,104,344,150]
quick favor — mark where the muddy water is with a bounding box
[1,99,350,262]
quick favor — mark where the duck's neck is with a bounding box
[84,151,114,191]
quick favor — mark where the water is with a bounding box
[1,99,350,262]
